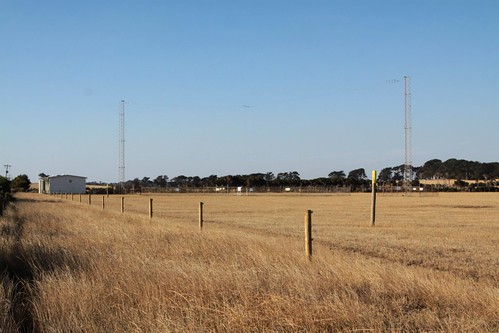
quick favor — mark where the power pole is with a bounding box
[404,76,412,192]
[119,100,125,193]
[4,164,11,180]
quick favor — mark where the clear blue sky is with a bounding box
[1,1,498,183]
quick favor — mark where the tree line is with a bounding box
[115,158,499,192]
[119,169,370,192]
[378,158,499,184]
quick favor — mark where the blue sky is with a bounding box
[1,0,498,182]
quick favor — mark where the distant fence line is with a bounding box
[85,183,499,195]
[121,185,447,195]
[50,185,454,196]
[137,186,354,194]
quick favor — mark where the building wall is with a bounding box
[46,176,86,194]
[39,179,49,194]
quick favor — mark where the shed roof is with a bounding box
[40,175,87,180]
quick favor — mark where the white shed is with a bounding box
[39,175,87,194]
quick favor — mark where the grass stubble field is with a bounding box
[0,192,498,332]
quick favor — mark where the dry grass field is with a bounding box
[1,192,498,332]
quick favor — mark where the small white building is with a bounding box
[39,175,87,194]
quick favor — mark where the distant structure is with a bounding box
[39,175,87,194]
[119,100,125,193]
[403,76,412,191]
[3,164,11,180]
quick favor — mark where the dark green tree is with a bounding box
[261,172,275,188]
[217,175,234,187]
[276,171,301,186]
[190,176,202,187]
[0,176,11,193]
[153,175,169,187]
[330,171,345,184]
[245,173,266,188]
[328,170,346,180]
[0,176,13,210]
[132,178,141,191]
[201,175,218,187]
[11,174,31,192]
[347,168,367,180]
[419,159,443,179]
[378,167,393,183]
[171,175,188,187]
[140,177,152,188]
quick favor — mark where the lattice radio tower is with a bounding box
[403,76,412,192]
[119,100,125,193]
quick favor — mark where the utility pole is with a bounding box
[4,164,11,180]
[404,76,412,192]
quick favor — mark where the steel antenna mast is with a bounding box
[404,76,412,192]
[119,100,125,193]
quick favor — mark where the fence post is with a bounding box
[371,170,377,226]
[199,202,204,230]
[71,193,74,201]
[304,210,313,260]
[79,194,82,203]
[102,196,105,210]
[121,196,124,213]
[88,194,92,205]
[149,198,153,219]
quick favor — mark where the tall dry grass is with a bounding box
[0,193,498,332]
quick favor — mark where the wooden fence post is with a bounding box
[149,198,153,219]
[371,170,377,226]
[71,193,74,201]
[102,196,105,210]
[121,196,124,213]
[199,202,204,230]
[88,194,92,205]
[304,210,313,260]
[79,194,82,203]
